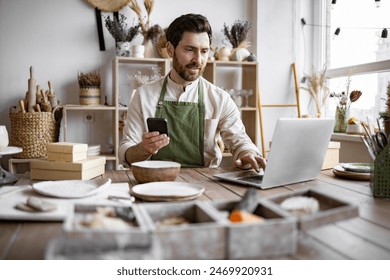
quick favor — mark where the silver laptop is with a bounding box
[214,118,335,189]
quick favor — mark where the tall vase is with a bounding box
[143,39,158,58]
[333,106,349,133]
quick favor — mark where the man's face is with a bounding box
[169,32,210,82]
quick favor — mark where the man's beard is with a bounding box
[172,53,205,82]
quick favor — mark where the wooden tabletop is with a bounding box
[0,167,389,260]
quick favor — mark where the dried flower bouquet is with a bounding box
[222,20,251,49]
[300,66,330,117]
[104,14,140,42]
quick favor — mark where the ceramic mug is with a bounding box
[0,125,9,147]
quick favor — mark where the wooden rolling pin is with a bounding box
[27,66,36,112]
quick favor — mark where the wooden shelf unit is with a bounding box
[203,60,260,147]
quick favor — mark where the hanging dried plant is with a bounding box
[222,20,251,48]
[78,70,101,88]
[104,14,140,42]
[128,0,160,40]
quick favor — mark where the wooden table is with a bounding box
[1,167,389,260]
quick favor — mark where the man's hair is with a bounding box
[166,13,212,48]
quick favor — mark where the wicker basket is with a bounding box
[9,107,62,159]
[79,87,101,105]
[371,143,390,198]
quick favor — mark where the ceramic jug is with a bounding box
[0,125,9,147]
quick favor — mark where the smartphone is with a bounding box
[147,117,169,136]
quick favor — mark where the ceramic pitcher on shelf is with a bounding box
[0,125,9,147]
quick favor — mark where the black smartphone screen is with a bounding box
[147,118,169,136]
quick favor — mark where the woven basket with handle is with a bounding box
[9,106,62,159]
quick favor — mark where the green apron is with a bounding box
[151,77,205,167]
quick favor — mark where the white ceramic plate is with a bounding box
[32,178,111,198]
[340,163,373,173]
[131,182,204,201]
[0,146,23,156]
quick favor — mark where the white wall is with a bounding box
[0,0,315,165]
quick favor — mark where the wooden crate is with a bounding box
[135,201,226,260]
[263,188,359,230]
[204,200,297,259]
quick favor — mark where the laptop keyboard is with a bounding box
[237,175,264,184]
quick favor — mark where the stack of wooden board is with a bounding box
[30,142,106,180]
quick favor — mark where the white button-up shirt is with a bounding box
[119,75,260,167]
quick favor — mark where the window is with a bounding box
[324,0,390,123]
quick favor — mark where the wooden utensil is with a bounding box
[19,99,26,113]
[27,66,36,112]
[48,80,58,108]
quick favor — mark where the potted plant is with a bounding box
[380,81,390,136]
[329,76,362,133]
[221,20,252,61]
[104,14,140,56]
[78,70,101,105]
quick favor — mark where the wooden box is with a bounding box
[264,188,359,230]
[47,151,87,162]
[30,156,106,180]
[47,142,88,153]
[47,142,88,163]
[135,201,226,260]
[322,141,340,170]
[204,200,297,259]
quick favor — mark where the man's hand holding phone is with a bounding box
[143,118,170,155]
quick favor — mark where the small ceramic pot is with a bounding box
[218,47,232,61]
[131,45,145,58]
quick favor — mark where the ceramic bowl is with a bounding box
[346,124,363,135]
[131,160,181,183]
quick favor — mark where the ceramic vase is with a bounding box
[0,125,9,147]
[116,41,131,57]
[143,39,158,58]
[230,47,250,62]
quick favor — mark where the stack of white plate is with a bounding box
[87,144,101,156]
